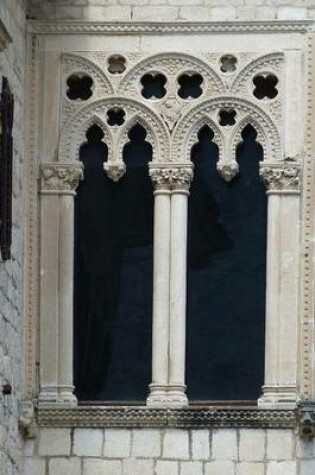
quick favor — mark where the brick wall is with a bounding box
[23,427,315,475]
[27,0,315,22]
[0,0,26,474]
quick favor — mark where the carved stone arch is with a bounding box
[186,116,224,163]
[75,115,113,162]
[231,52,284,96]
[62,53,114,96]
[231,116,267,159]
[117,114,157,163]
[172,96,281,164]
[118,52,225,98]
[59,97,170,164]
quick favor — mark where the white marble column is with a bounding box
[39,163,83,407]
[258,163,301,409]
[168,167,193,407]
[146,167,171,406]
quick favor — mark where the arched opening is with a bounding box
[186,124,266,402]
[74,123,153,402]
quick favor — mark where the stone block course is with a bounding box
[131,429,161,458]
[156,460,179,475]
[73,429,103,457]
[122,458,154,475]
[266,430,294,461]
[23,459,46,475]
[212,429,237,461]
[191,429,210,460]
[236,462,265,475]
[38,428,71,456]
[83,459,122,475]
[163,429,189,459]
[239,429,265,461]
[104,429,131,458]
[180,461,203,475]
[266,461,297,475]
[205,461,235,475]
[49,458,81,475]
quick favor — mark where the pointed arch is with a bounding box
[58,97,171,164]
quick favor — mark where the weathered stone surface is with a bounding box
[38,429,71,456]
[73,429,103,457]
[163,430,189,459]
[131,429,161,458]
[104,429,131,458]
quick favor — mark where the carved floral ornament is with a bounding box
[40,164,83,193]
[259,163,301,192]
[149,165,194,191]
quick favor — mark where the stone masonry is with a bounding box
[0,1,26,475]
[27,0,315,22]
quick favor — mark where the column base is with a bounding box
[146,384,169,407]
[258,385,298,409]
[167,385,189,407]
[57,386,77,407]
[38,386,77,407]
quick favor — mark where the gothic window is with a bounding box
[74,123,153,402]
[187,124,266,401]
[0,77,14,261]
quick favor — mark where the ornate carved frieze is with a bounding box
[149,165,194,191]
[259,163,301,192]
[40,164,83,193]
[37,406,296,429]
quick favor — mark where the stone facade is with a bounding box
[0,1,26,474]
[1,1,315,475]
[27,0,315,22]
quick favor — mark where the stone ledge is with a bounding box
[37,406,296,429]
[27,19,313,35]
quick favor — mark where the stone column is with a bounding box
[146,167,172,406]
[258,163,301,409]
[168,166,193,407]
[39,163,83,407]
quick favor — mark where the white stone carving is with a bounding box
[104,161,126,182]
[40,164,83,192]
[216,161,239,182]
[19,400,38,439]
[259,163,301,191]
[149,166,194,191]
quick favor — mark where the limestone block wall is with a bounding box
[0,0,26,474]
[27,0,315,22]
[22,427,315,475]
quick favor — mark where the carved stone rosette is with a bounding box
[259,163,301,192]
[40,163,83,194]
[149,166,194,192]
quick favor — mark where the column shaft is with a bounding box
[147,190,171,406]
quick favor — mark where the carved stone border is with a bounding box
[27,20,313,35]
[38,407,296,429]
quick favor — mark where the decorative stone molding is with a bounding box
[172,96,281,164]
[27,20,313,36]
[19,400,38,439]
[216,161,239,182]
[0,19,11,52]
[59,97,170,164]
[40,164,83,193]
[149,165,194,192]
[104,161,126,182]
[37,406,296,429]
[297,403,315,438]
[259,162,301,192]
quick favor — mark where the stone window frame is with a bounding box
[22,23,311,429]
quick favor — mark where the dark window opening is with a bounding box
[219,108,237,127]
[253,74,278,100]
[107,107,126,126]
[0,77,14,261]
[141,73,167,100]
[66,74,93,101]
[74,123,153,402]
[177,73,203,99]
[186,124,266,401]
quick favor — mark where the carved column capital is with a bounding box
[259,163,301,192]
[40,163,83,194]
[217,161,239,182]
[149,165,194,192]
[104,161,126,182]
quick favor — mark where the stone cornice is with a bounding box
[27,20,313,36]
[38,406,296,429]
[0,19,12,52]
